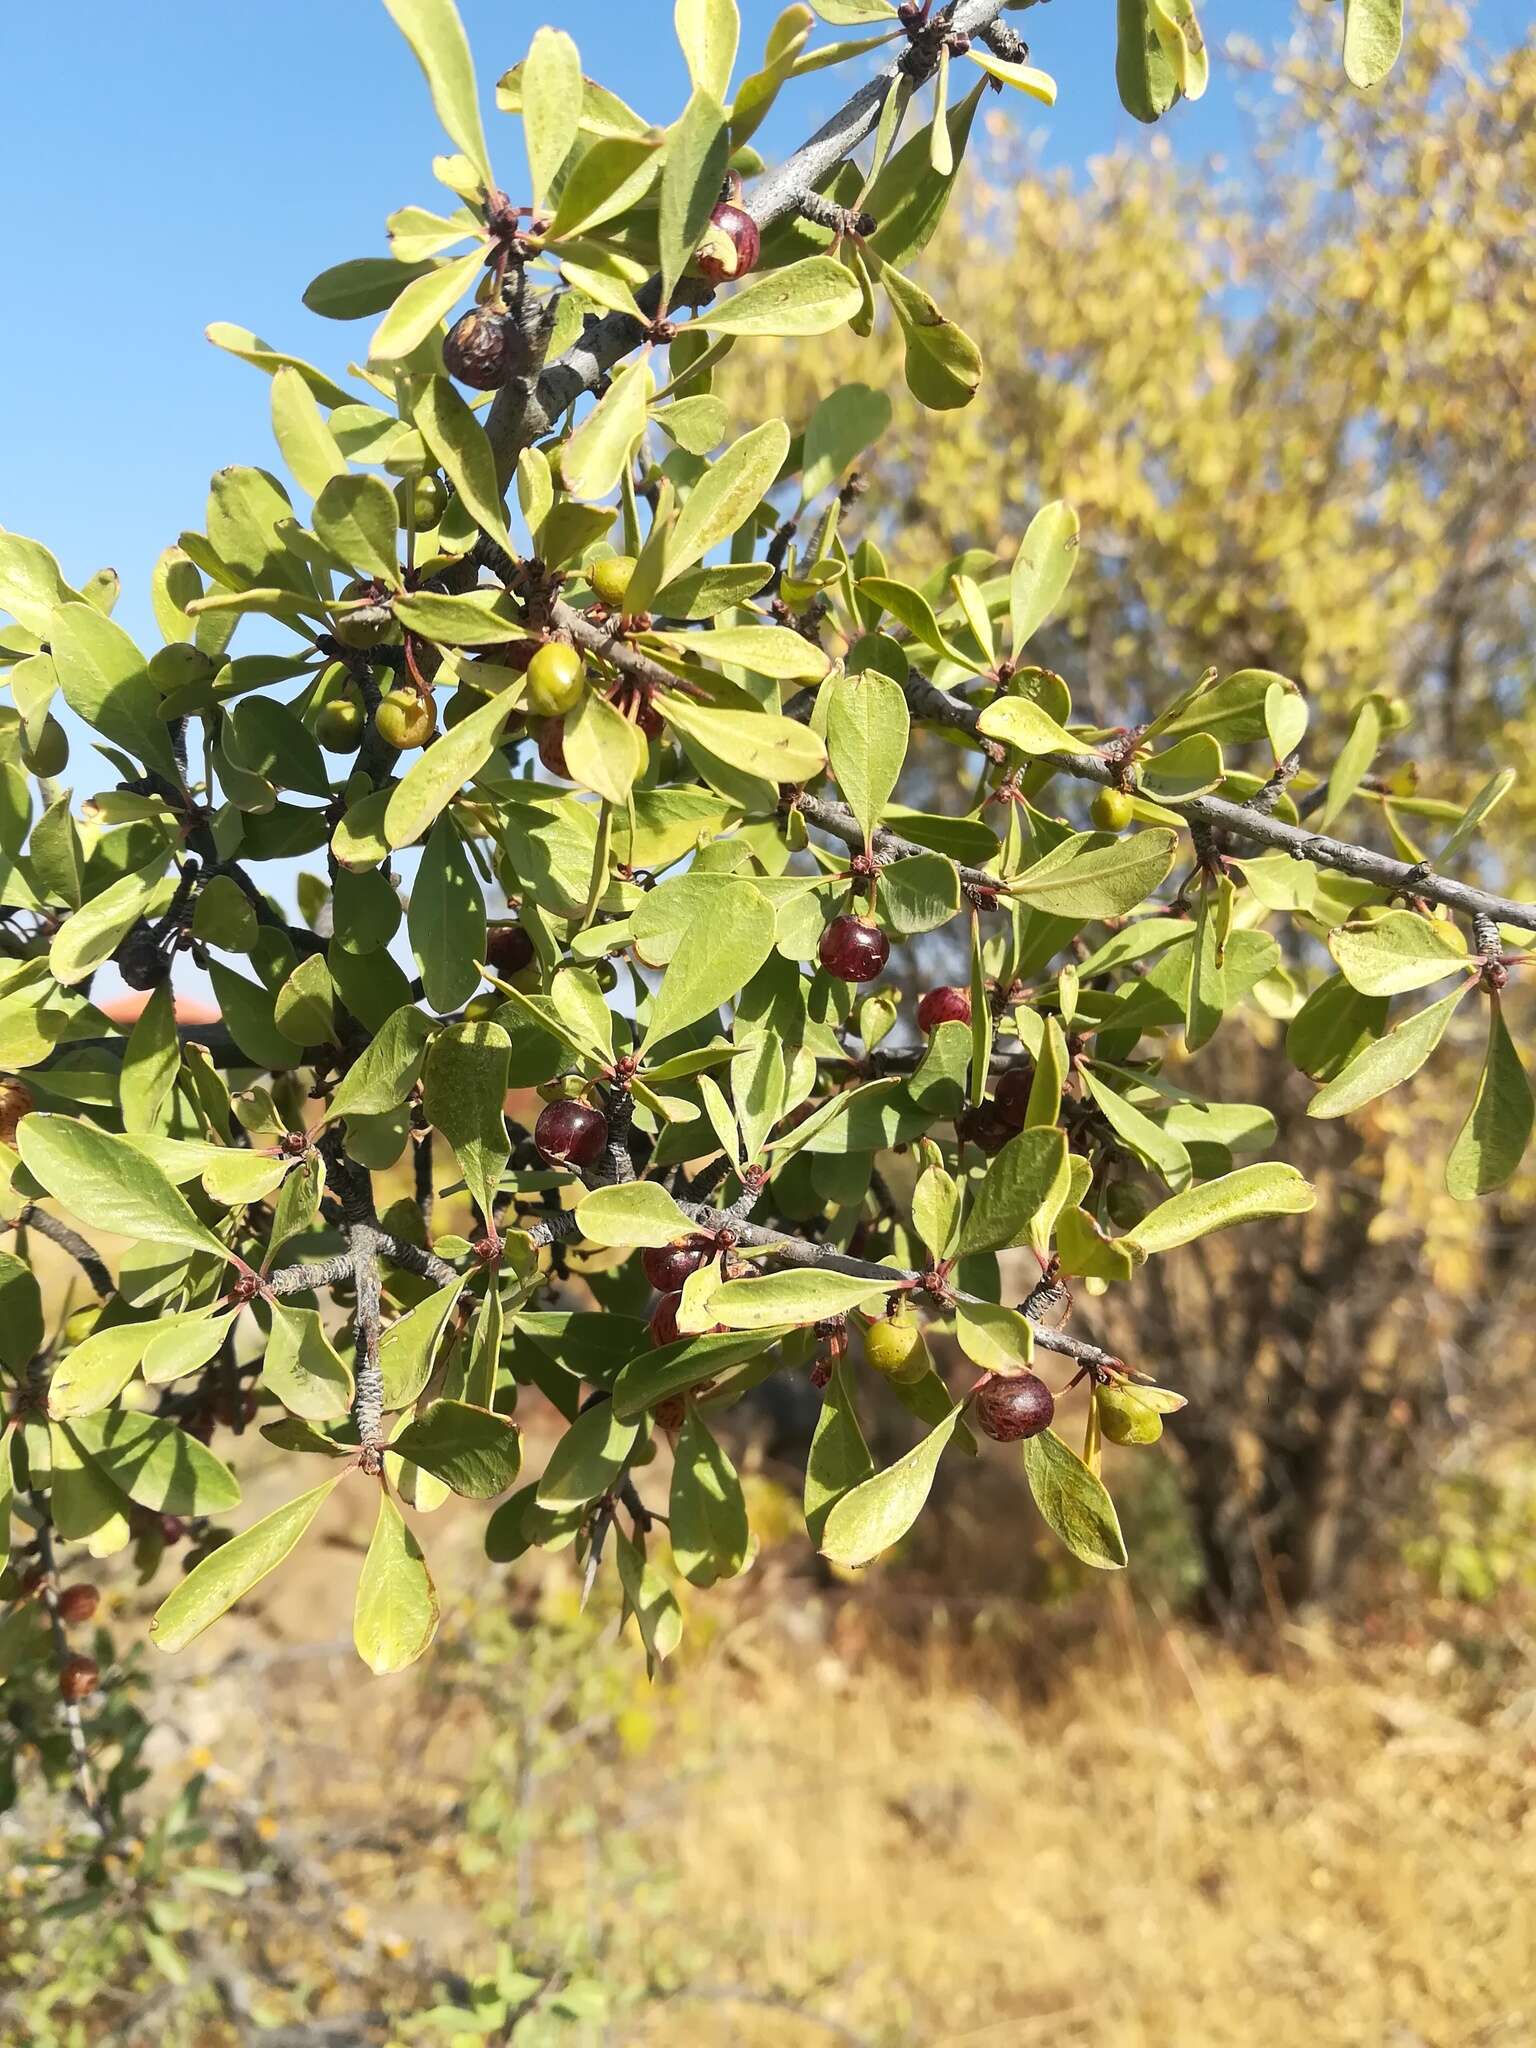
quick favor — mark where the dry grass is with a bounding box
[119,1448,1536,2048]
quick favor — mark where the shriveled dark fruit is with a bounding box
[994,1067,1034,1130]
[1096,1382,1164,1445]
[485,924,536,978]
[442,304,526,390]
[917,985,971,1033]
[1104,1181,1149,1230]
[534,1099,609,1169]
[314,688,365,752]
[590,555,637,609]
[649,1292,685,1348]
[653,1392,687,1429]
[0,1079,34,1148]
[525,641,585,717]
[1091,787,1135,832]
[537,719,571,780]
[57,1584,100,1625]
[819,915,890,984]
[956,1101,1015,1154]
[396,472,449,528]
[862,1310,929,1384]
[20,715,68,777]
[693,201,761,284]
[148,641,216,693]
[975,1372,1055,1442]
[642,1236,712,1294]
[59,1654,100,1704]
[374,687,436,751]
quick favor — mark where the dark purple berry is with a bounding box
[918,986,971,1033]
[650,1291,684,1349]
[975,1372,1055,1442]
[956,1102,1015,1155]
[642,1237,712,1294]
[819,915,889,984]
[485,925,536,977]
[994,1068,1034,1130]
[534,1100,609,1169]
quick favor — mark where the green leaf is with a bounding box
[547,131,665,241]
[71,1411,240,1516]
[410,817,486,1014]
[662,624,831,682]
[1021,1428,1127,1569]
[1009,830,1178,919]
[1124,1162,1316,1255]
[1080,1068,1192,1187]
[613,1329,784,1420]
[614,1526,683,1677]
[48,604,177,779]
[804,1360,874,1545]
[151,1480,340,1652]
[659,88,730,303]
[327,1006,435,1121]
[1320,694,1384,830]
[1328,911,1470,997]
[880,852,961,935]
[656,691,827,789]
[1307,982,1471,1120]
[305,257,440,321]
[692,255,864,337]
[1343,0,1403,87]
[966,50,1060,102]
[636,874,778,1048]
[562,357,655,502]
[353,1490,440,1674]
[423,1022,510,1221]
[954,1299,1035,1374]
[975,693,1091,757]
[1445,1000,1533,1200]
[575,1181,695,1248]
[666,421,790,582]
[959,1128,1070,1257]
[1264,677,1308,764]
[563,688,648,803]
[1008,501,1079,653]
[536,1402,638,1510]
[368,248,487,364]
[263,1305,354,1422]
[385,681,520,849]
[382,0,493,186]
[877,259,982,411]
[819,1404,961,1567]
[380,1280,464,1412]
[311,475,399,583]
[694,1267,893,1332]
[676,0,740,101]
[0,1251,44,1372]
[411,375,517,558]
[825,668,909,844]
[1146,0,1208,99]
[142,1311,238,1387]
[391,1400,522,1497]
[866,78,983,269]
[274,954,337,1049]
[0,531,83,634]
[521,25,584,206]
[670,1405,750,1586]
[801,383,892,502]
[17,1115,228,1262]
[269,366,349,498]
[1116,0,1180,122]
[392,588,522,646]
[49,861,174,988]
[47,1323,157,1419]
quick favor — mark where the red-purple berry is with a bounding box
[650,1291,684,1348]
[917,986,971,1033]
[819,915,889,984]
[57,1584,100,1625]
[534,1100,609,1169]
[975,1372,1055,1442]
[59,1654,100,1704]
[693,202,761,285]
[485,924,536,977]
[994,1067,1034,1130]
[642,1237,712,1294]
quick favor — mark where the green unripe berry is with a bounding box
[374,687,436,751]
[1091,787,1134,832]
[314,686,365,752]
[525,641,585,718]
[21,715,68,778]
[1096,1382,1164,1446]
[148,641,216,693]
[589,555,637,609]
[862,1308,929,1383]
[334,610,397,650]
[396,473,449,529]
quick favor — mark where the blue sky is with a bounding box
[0,0,1318,648]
